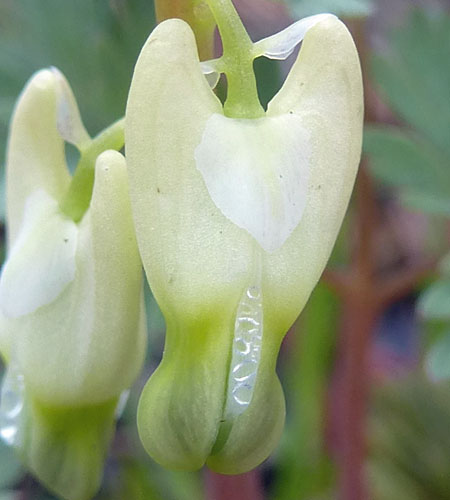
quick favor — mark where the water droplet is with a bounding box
[235,339,251,355]
[115,389,130,419]
[232,384,253,406]
[232,360,257,382]
[0,361,25,447]
[247,286,261,300]
[225,278,263,419]
[237,317,260,329]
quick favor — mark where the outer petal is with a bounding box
[5,70,73,247]
[11,151,146,406]
[127,19,253,470]
[208,17,363,471]
[127,19,287,473]
[261,15,363,326]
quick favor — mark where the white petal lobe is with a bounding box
[0,190,78,318]
[51,67,91,150]
[195,113,311,253]
[200,59,222,88]
[253,13,336,60]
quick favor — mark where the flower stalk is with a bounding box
[59,117,125,222]
[154,0,216,60]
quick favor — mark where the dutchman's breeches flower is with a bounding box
[0,69,146,500]
[126,1,363,474]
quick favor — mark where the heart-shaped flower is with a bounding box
[126,3,363,474]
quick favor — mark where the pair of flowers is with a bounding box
[0,6,362,500]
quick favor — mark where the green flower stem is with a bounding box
[59,117,125,222]
[205,0,264,118]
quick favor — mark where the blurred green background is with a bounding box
[0,0,449,499]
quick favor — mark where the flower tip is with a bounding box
[95,149,126,175]
[151,16,195,44]
[27,68,56,91]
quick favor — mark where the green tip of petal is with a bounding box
[0,364,117,500]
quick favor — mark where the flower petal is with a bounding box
[6,69,71,247]
[253,14,335,60]
[13,151,146,407]
[200,59,222,88]
[195,113,311,253]
[0,361,117,500]
[0,190,77,319]
[51,67,90,150]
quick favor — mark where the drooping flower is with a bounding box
[126,3,362,473]
[0,68,146,500]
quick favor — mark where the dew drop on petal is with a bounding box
[0,360,25,447]
[225,267,264,419]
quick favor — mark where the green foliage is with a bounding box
[364,126,450,216]
[0,171,5,224]
[419,280,450,321]
[425,332,450,382]
[0,0,156,160]
[365,8,450,381]
[365,9,450,216]
[271,283,338,500]
[254,57,282,110]
[285,0,373,18]
[371,10,450,157]
[0,492,18,500]
[369,378,450,499]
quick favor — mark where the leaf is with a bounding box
[0,170,5,224]
[369,378,450,499]
[0,0,156,160]
[439,251,450,277]
[371,9,450,156]
[0,491,19,500]
[106,459,165,500]
[287,0,374,18]
[418,279,450,321]
[426,331,450,381]
[400,191,450,217]
[364,126,449,196]
[253,57,282,110]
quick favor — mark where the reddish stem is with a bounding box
[329,166,378,500]
[325,18,437,499]
[205,470,264,500]
[154,0,216,60]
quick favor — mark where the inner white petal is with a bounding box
[253,13,335,60]
[195,113,311,253]
[0,190,78,318]
[52,67,90,150]
[200,59,222,89]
